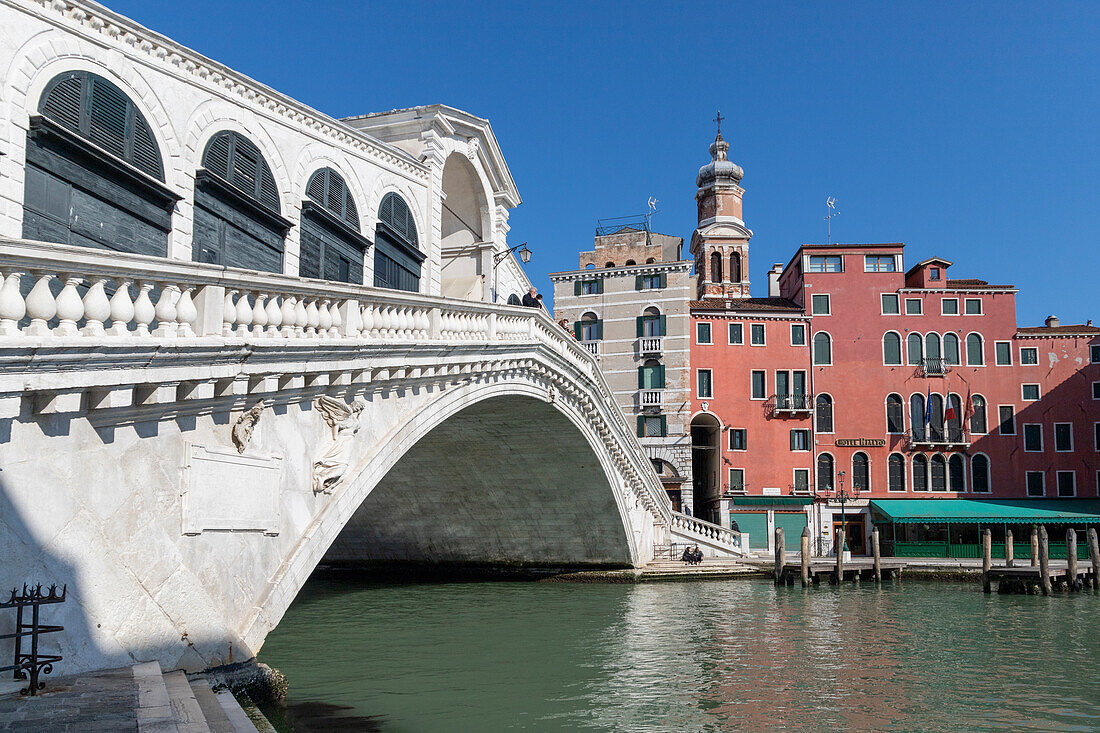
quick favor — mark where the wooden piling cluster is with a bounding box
[985,525,1099,595]
[775,526,905,586]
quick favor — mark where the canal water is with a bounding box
[259,574,1100,732]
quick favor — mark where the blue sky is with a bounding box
[111,1,1098,325]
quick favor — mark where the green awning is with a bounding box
[870,499,1100,525]
[730,496,813,507]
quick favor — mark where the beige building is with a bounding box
[550,222,696,511]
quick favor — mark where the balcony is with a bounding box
[640,389,663,410]
[918,358,952,377]
[581,340,600,358]
[771,393,813,416]
[639,336,662,355]
[906,427,970,451]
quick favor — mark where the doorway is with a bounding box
[833,517,866,555]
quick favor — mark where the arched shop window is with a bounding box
[300,167,369,284]
[374,192,423,292]
[24,70,177,255]
[971,455,991,493]
[193,131,289,271]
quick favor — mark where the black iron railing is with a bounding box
[772,394,813,412]
[906,427,968,448]
[0,584,66,695]
[919,358,951,377]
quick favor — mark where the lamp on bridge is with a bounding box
[493,242,532,267]
[815,469,861,558]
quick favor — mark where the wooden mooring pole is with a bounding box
[1005,529,1014,568]
[1038,526,1052,595]
[1030,527,1039,567]
[800,526,810,587]
[774,527,785,585]
[835,528,844,584]
[871,528,882,583]
[981,528,992,593]
[1066,528,1078,591]
[1088,528,1100,590]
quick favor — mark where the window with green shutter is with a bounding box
[638,415,667,437]
[636,272,666,290]
[639,361,665,389]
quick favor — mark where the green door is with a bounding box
[731,512,768,550]
[775,512,808,544]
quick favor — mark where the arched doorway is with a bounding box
[690,413,723,526]
[440,153,492,301]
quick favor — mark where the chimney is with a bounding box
[1045,315,1059,328]
[1088,320,1093,327]
[768,263,783,297]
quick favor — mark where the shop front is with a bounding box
[729,497,812,553]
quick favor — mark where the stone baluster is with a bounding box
[328,300,342,337]
[317,298,332,338]
[175,286,198,338]
[152,283,180,337]
[81,276,111,337]
[24,271,57,337]
[222,290,238,337]
[265,294,283,337]
[132,282,156,337]
[0,270,25,336]
[416,309,430,339]
[53,274,84,337]
[304,298,320,337]
[281,296,297,337]
[232,291,251,338]
[251,292,269,338]
[294,297,308,337]
[361,303,376,338]
[378,306,392,338]
[107,279,135,337]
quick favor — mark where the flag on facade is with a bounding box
[924,385,932,429]
[944,391,957,422]
[962,384,973,432]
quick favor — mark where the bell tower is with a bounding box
[690,112,753,299]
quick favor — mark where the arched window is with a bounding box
[729,252,742,282]
[813,332,832,365]
[605,262,615,268]
[886,394,904,433]
[816,394,834,433]
[970,395,987,434]
[645,257,656,264]
[907,333,924,365]
[625,259,636,266]
[193,131,288,271]
[710,252,723,283]
[585,263,596,269]
[24,70,176,256]
[888,454,906,492]
[928,394,945,441]
[966,333,984,365]
[925,332,942,361]
[300,167,368,283]
[884,332,902,365]
[912,455,928,492]
[374,192,423,292]
[948,454,965,492]
[930,454,947,491]
[943,333,960,365]
[971,454,991,493]
[852,452,869,491]
[817,454,835,492]
[910,393,926,441]
[639,306,664,337]
[638,358,665,389]
[578,311,601,341]
[946,393,963,440]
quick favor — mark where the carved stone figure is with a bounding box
[232,403,264,453]
[312,395,367,494]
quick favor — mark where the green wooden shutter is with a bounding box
[595,320,603,339]
[636,316,644,337]
[656,365,665,388]
[637,416,645,437]
[658,416,667,436]
[638,367,645,389]
[790,431,797,451]
[659,272,667,288]
[574,281,582,296]
[659,315,667,336]
[596,278,604,294]
[574,322,582,339]
[635,274,644,290]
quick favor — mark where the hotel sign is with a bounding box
[835,438,886,448]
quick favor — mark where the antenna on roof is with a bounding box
[824,196,839,244]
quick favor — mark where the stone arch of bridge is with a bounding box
[240,376,640,653]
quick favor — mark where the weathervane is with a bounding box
[825,196,839,244]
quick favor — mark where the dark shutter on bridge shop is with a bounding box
[299,169,369,284]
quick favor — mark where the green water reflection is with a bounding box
[259,575,1100,732]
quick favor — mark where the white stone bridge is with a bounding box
[0,238,743,673]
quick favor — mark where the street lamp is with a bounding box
[493,242,532,267]
[817,469,861,556]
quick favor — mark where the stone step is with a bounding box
[163,670,213,733]
[215,688,276,733]
[134,660,178,733]
[189,678,237,733]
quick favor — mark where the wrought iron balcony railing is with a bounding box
[919,358,952,377]
[771,393,814,415]
[905,427,970,450]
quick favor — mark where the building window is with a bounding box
[638,307,664,337]
[886,394,905,433]
[775,370,807,407]
[697,369,713,399]
[943,333,961,365]
[907,333,923,365]
[910,393,926,441]
[928,394,945,441]
[1054,423,1073,452]
[941,298,959,315]
[1023,424,1043,452]
[300,167,367,284]
[729,252,742,282]
[994,341,1011,366]
[637,273,666,290]
[1092,344,1100,363]
[793,469,810,493]
[948,454,965,492]
[791,324,806,346]
[852,452,869,490]
[970,395,987,434]
[813,332,832,365]
[638,360,665,389]
[728,468,745,493]
[905,298,923,315]
[710,252,723,283]
[1093,382,1100,400]
[965,333,984,365]
[1056,471,1076,497]
[1026,471,1045,497]
[912,454,928,492]
[729,428,747,451]
[881,294,900,315]
[811,294,831,315]
[888,454,906,492]
[374,192,422,292]
[817,454,835,491]
[790,429,810,451]
[751,370,766,400]
[971,455,991,493]
[998,406,1016,435]
[929,267,941,281]
[1021,384,1040,401]
[865,255,896,272]
[930,454,947,491]
[964,298,983,315]
[577,312,601,341]
[728,323,743,345]
[750,324,766,346]
[696,322,712,344]
[815,394,834,433]
[808,255,843,273]
[1095,422,1100,451]
[638,415,667,438]
[884,332,902,365]
[578,279,602,295]
[925,333,942,363]
[1020,347,1038,365]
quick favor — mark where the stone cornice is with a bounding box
[548,261,693,281]
[10,0,429,181]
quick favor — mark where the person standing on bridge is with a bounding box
[522,286,541,308]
